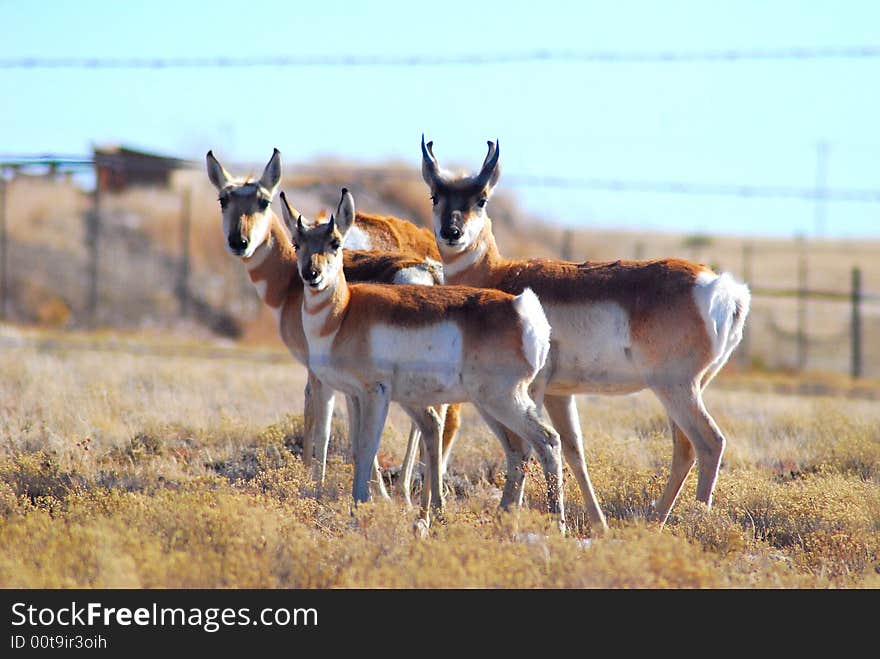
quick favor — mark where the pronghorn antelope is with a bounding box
[205,148,460,500]
[421,136,751,529]
[281,187,566,528]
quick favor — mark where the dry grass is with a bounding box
[0,329,877,588]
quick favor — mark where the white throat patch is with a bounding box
[443,241,486,280]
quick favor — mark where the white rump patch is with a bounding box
[343,224,373,251]
[692,271,752,360]
[392,260,441,286]
[513,287,551,373]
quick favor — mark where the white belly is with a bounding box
[368,322,467,404]
[545,301,644,394]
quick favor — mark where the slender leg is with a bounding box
[372,454,390,500]
[653,382,727,511]
[345,394,361,466]
[400,423,421,508]
[403,406,445,521]
[440,403,462,473]
[306,370,335,488]
[477,390,565,531]
[345,392,389,500]
[302,375,315,471]
[650,418,695,527]
[476,409,532,510]
[351,386,391,504]
[543,394,607,530]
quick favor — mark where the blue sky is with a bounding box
[1,1,879,237]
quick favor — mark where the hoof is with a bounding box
[413,518,430,540]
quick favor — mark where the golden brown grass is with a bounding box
[0,329,877,588]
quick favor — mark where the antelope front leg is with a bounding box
[403,405,445,522]
[544,394,608,531]
[440,403,462,475]
[400,423,421,509]
[302,375,315,472]
[306,370,335,491]
[351,385,391,504]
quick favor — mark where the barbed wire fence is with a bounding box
[3,45,880,69]
[2,45,878,377]
[0,155,876,378]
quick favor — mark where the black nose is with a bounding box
[440,225,462,241]
[303,267,319,282]
[228,234,248,252]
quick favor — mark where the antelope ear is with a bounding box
[477,139,501,191]
[206,150,232,190]
[259,148,282,198]
[421,133,442,189]
[334,188,355,237]
[278,191,299,238]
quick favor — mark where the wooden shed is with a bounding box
[93,145,193,192]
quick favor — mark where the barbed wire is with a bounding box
[2,46,880,69]
[4,156,880,204]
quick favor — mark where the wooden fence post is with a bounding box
[0,175,7,321]
[177,187,192,317]
[851,267,862,379]
[559,228,573,261]
[796,252,808,370]
[86,172,103,325]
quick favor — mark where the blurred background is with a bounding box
[0,1,877,379]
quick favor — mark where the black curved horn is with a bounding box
[421,133,442,187]
[476,139,500,187]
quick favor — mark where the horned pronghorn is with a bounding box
[421,136,751,529]
[280,187,566,529]
[205,148,460,501]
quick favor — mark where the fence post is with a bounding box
[559,228,573,261]
[0,175,7,321]
[851,267,862,379]
[86,172,103,325]
[796,251,808,370]
[177,187,192,317]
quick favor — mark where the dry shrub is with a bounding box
[0,451,84,506]
[0,330,878,588]
[722,468,880,582]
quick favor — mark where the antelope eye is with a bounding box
[477,198,488,208]
[330,239,341,251]
[430,195,438,207]
[292,242,299,251]
[258,198,270,211]
[219,196,228,209]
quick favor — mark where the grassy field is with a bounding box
[0,327,877,588]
